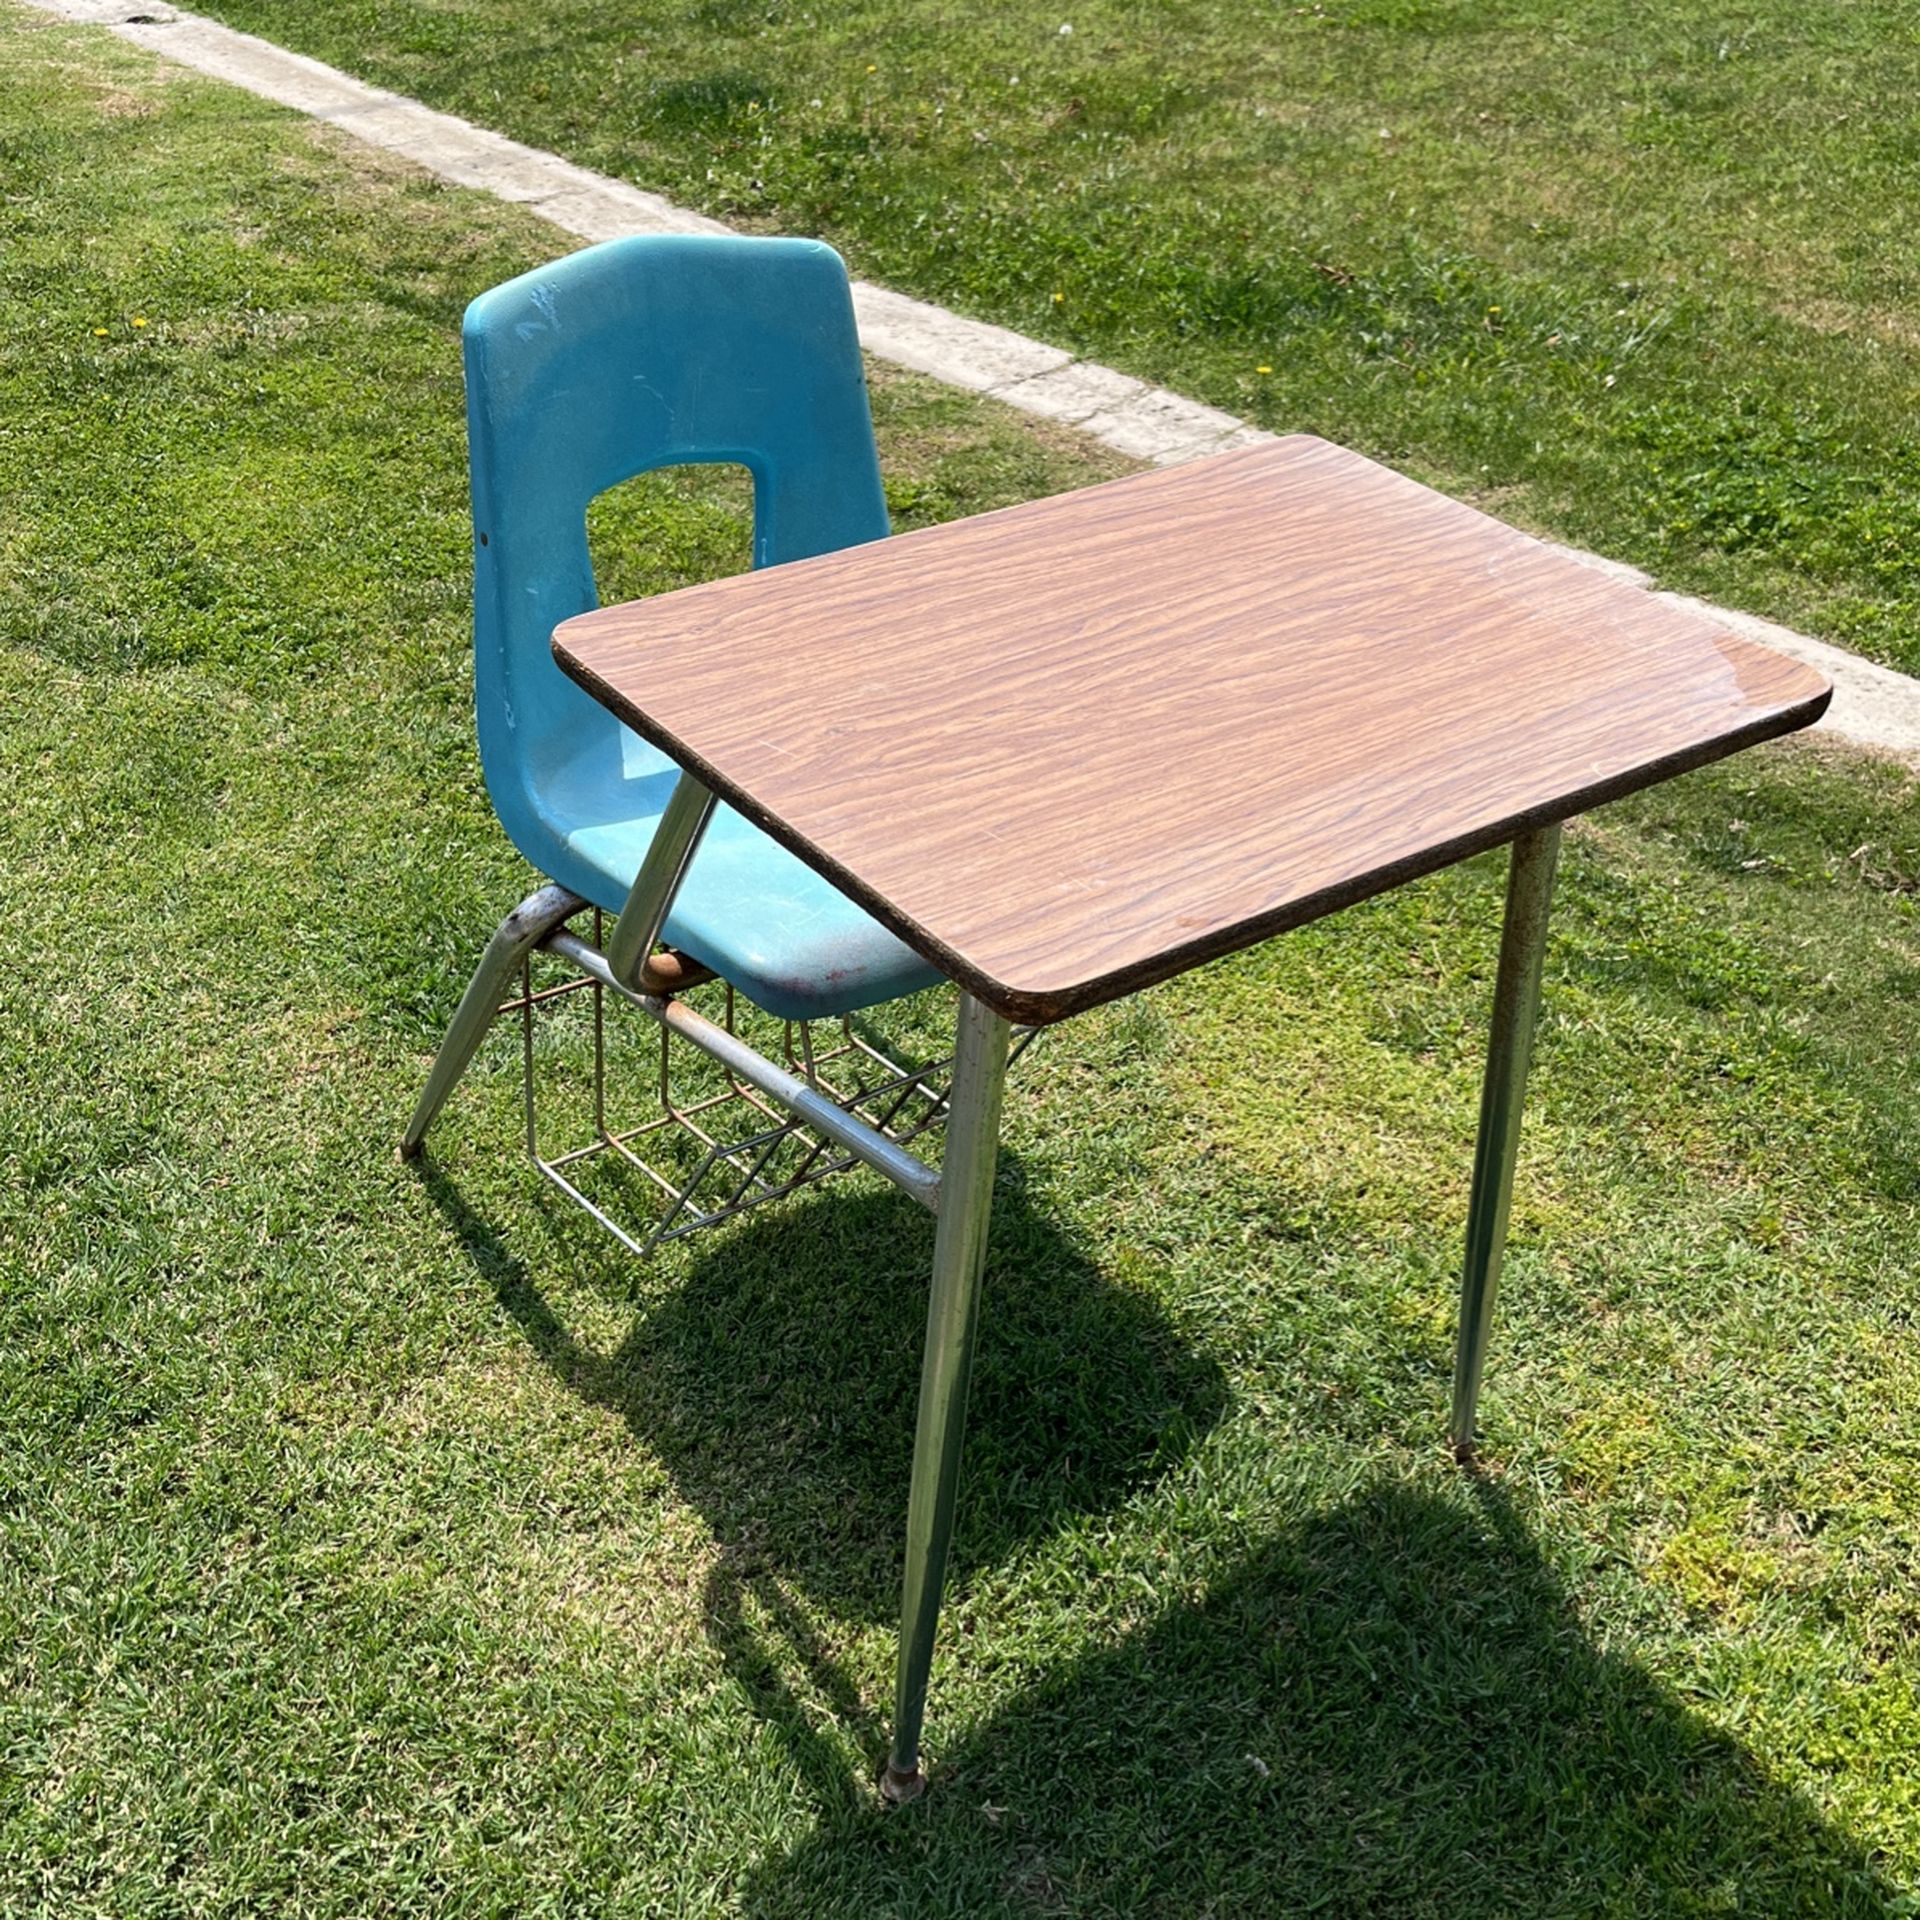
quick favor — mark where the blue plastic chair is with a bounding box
[405,235,1021,1803]
[402,234,944,1161]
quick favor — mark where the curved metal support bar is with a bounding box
[1449,822,1561,1461]
[605,772,716,989]
[400,882,587,1159]
[881,993,1012,1805]
[543,928,942,1212]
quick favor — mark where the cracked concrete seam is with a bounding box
[23,0,1920,758]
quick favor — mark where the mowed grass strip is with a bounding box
[5,10,1920,1915]
[184,0,1920,677]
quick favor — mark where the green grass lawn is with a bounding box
[10,8,1920,1914]
[183,0,1920,680]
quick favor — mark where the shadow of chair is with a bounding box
[424,1153,1229,1627]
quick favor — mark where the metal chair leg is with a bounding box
[880,992,1012,1805]
[1449,823,1561,1462]
[399,883,586,1160]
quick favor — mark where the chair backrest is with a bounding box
[461,234,890,876]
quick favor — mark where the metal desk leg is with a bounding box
[604,772,715,989]
[881,992,1012,1805]
[1450,822,1561,1462]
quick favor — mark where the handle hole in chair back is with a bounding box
[587,464,757,611]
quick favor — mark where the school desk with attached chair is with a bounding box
[402,233,1831,1802]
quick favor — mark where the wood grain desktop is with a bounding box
[555,436,1831,1026]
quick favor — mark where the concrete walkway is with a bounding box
[25,0,1920,758]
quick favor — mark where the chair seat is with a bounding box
[535,725,944,1021]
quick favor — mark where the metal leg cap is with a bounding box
[397,1138,424,1164]
[879,1763,926,1807]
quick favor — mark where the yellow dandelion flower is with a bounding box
[132,316,149,327]
[1256,364,1272,374]
[92,326,109,337]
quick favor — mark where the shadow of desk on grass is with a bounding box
[424,1164,1894,1917]
[738,1477,1898,1917]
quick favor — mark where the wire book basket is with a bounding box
[504,913,1034,1256]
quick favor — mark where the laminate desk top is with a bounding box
[554,436,1830,1025]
